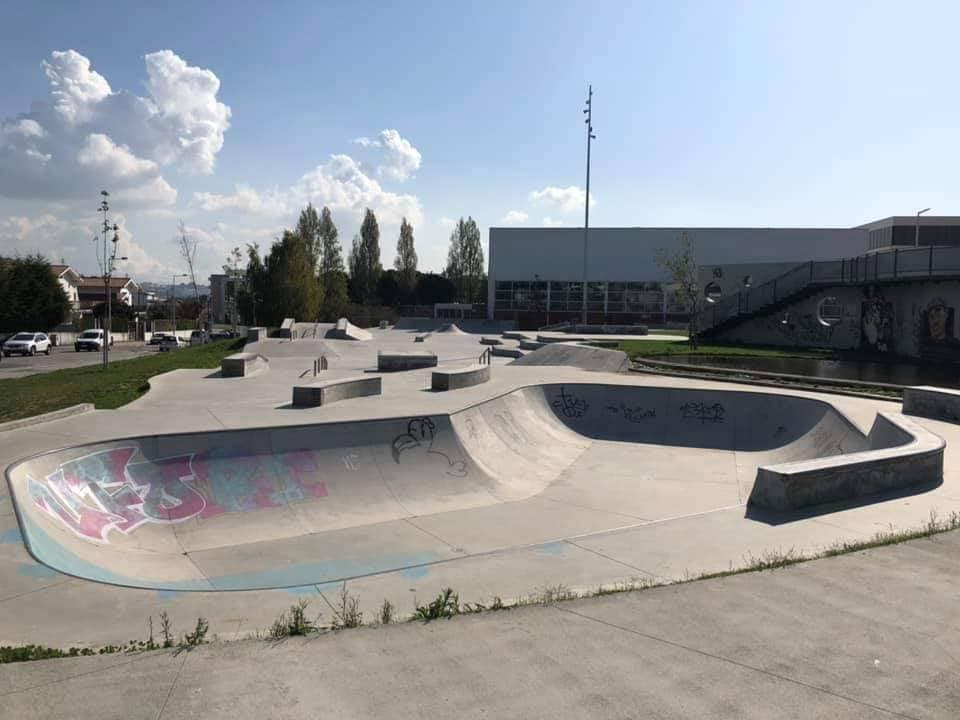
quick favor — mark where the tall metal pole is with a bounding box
[98,192,113,369]
[581,85,595,325]
[915,207,930,248]
[172,274,177,338]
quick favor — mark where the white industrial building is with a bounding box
[487,216,960,326]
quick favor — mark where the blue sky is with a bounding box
[1,1,958,281]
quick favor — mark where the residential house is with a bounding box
[77,276,145,313]
[49,264,82,311]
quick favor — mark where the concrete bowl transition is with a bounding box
[5,383,941,592]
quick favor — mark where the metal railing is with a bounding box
[478,347,493,365]
[701,245,960,333]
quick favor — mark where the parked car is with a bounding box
[74,329,112,352]
[148,332,173,346]
[189,330,209,346]
[209,329,236,340]
[159,335,187,352]
[3,332,51,356]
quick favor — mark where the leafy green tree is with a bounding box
[393,217,418,303]
[415,272,456,305]
[656,232,699,347]
[444,217,485,303]
[350,208,383,305]
[263,230,323,325]
[318,207,348,319]
[0,255,71,333]
[296,203,322,272]
[377,269,401,307]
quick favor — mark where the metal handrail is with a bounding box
[701,245,960,333]
[478,347,493,365]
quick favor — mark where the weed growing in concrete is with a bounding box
[413,588,460,621]
[270,600,319,638]
[159,611,173,648]
[533,584,577,605]
[181,617,209,647]
[378,599,395,625]
[331,583,363,629]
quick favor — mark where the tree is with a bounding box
[444,217,485,303]
[178,220,201,306]
[350,208,383,305]
[318,207,348,319]
[296,203,322,273]
[0,256,71,333]
[377,269,401,307]
[657,232,700,347]
[415,272,456,305]
[260,230,322,325]
[222,246,245,329]
[393,217,418,302]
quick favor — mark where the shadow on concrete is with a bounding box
[745,477,944,526]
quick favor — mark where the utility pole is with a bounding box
[96,191,120,369]
[581,85,596,325]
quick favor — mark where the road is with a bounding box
[1,530,957,719]
[0,342,157,379]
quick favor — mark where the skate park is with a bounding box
[2,322,960,649]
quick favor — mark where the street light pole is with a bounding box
[915,207,931,248]
[581,85,596,325]
[96,191,120,369]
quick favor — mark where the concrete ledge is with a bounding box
[292,375,382,407]
[501,331,530,341]
[431,364,491,391]
[0,403,94,433]
[480,336,502,345]
[330,317,372,341]
[378,351,438,371]
[414,334,429,343]
[246,326,267,343]
[748,412,944,511]
[492,346,524,359]
[519,339,546,351]
[221,353,269,378]
[277,318,295,339]
[903,385,960,423]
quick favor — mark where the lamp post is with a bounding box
[171,273,188,340]
[96,191,122,369]
[581,85,596,325]
[915,207,931,248]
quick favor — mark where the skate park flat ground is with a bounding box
[2,328,960,648]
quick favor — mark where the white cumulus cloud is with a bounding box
[77,133,158,178]
[542,217,564,227]
[353,128,421,182]
[42,50,112,125]
[500,210,528,225]
[530,185,594,214]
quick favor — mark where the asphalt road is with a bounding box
[0,342,157,379]
[1,531,957,719]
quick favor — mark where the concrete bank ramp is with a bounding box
[7,384,934,591]
[511,343,629,372]
[328,318,372,341]
[436,323,467,334]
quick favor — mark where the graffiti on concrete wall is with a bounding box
[860,293,894,353]
[606,403,656,422]
[392,417,468,477]
[551,387,589,418]
[28,446,323,543]
[917,297,960,359]
[773,313,835,345]
[680,402,725,424]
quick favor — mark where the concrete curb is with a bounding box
[0,403,95,433]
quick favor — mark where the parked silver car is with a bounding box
[159,335,188,352]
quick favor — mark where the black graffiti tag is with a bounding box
[392,417,468,477]
[552,386,589,419]
[679,402,725,424]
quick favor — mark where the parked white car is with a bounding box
[190,330,209,346]
[159,335,188,352]
[3,332,51,357]
[74,329,112,352]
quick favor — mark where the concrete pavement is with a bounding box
[1,329,960,651]
[0,342,157,379]
[2,529,957,719]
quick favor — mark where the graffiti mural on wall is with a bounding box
[680,402,725,424]
[772,313,835,345]
[860,292,894,353]
[551,387,589,418]
[27,446,324,544]
[606,403,656,422]
[917,297,960,359]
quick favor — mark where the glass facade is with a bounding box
[494,280,692,316]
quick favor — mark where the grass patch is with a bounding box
[613,339,838,360]
[0,339,245,423]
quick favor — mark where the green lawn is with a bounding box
[0,339,245,423]
[613,339,839,360]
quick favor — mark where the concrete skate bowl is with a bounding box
[5,385,941,591]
